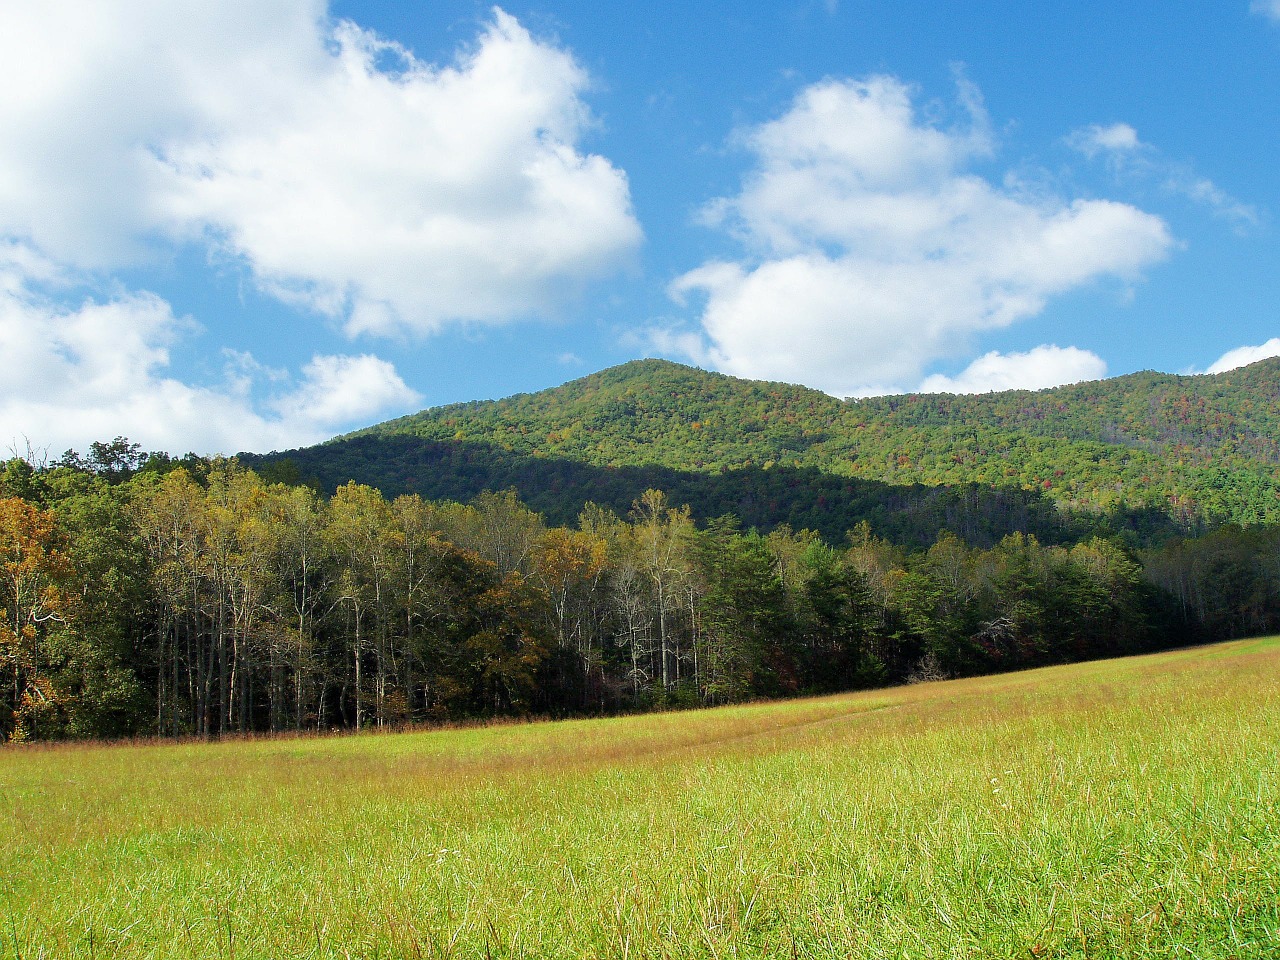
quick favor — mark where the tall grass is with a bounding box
[3,638,1279,958]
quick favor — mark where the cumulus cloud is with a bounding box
[669,77,1172,396]
[0,2,634,453]
[0,260,420,456]
[1066,120,1257,229]
[918,345,1107,394]
[266,354,422,432]
[0,1,640,333]
[1204,338,1280,374]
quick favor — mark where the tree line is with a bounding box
[2,439,1277,741]
[336,358,1280,529]
[249,433,1190,553]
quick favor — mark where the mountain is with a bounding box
[242,358,1280,545]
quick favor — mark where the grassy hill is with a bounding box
[245,357,1280,542]
[6,636,1279,958]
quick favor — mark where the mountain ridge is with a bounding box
[347,356,1280,462]
[245,356,1280,538]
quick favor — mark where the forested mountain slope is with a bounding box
[246,357,1280,536]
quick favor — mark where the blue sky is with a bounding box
[1,0,1277,455]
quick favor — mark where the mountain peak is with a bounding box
[251,352,1280,535]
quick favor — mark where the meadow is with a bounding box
[3,638,1279,959]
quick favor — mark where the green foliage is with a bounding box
[323,357,1280,529]
[793,541,885,691]
[43,473,148,737]
[698,522,792,702]
[245,358,1280,548]
[245,434,1178,550]
[5,425,1280,740]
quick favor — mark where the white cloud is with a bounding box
[1066,123,1140,158]
[670,77,1171,396]
[268,354,420,429]
[1066,121,1257,229]
[0,263,420,456]
[0,2,631,453]
[919,345,1107,394]
[1177,177,1259,228]
[1204,337,1280,374]
[1253,1,1280,22]
[0,1,640,333]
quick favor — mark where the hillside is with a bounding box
[7,638,1280,957]
[245,357,1280,541]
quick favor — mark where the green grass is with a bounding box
[4,639,1280,959]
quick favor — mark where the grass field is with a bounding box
[3,638,1279,959]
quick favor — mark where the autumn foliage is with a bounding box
[0,497,76,740]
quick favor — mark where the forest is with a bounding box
[4,437,1279,742]
[292,357,1280,529]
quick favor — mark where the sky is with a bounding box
[1,0,1278,456]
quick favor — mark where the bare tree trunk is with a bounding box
[658,582,669,690]
[354,607,362,732]
[155,614,166,736]
[218,596,229,736]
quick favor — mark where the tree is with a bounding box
[274,485,330,731]
[327,482,399,729]
[471,489,545,577]
[631,490,695,692]
[44,472,147,737]
[0,458,42,502]
[0,498,77,740]
[892,533,981,677]
[130,468,209,735]
[87,438,146,483]
[1066,538,1151,656]
[532,527,610,710]
[698,521,791,703]
[462,571,553,713]
[794,542,883,692]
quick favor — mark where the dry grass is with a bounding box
[3,638,1279,958]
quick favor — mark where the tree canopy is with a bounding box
[3,443,1277,741]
